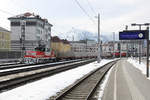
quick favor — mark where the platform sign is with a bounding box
[119,30,148,40]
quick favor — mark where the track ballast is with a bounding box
[54,60,116,100]
[0,59,95,93]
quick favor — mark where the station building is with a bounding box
[8,12,52,51]
[70,40,98,58]
[102,40,142,57]
[51,36,72,58]
[0,27,11,51]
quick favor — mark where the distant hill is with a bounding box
[64,28,112,42]
[52,28,117,42]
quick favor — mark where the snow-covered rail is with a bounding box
[0,59,83,70]
[55,60,116,100]
[0,59,95,93]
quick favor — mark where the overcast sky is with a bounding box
[0,0,150,40]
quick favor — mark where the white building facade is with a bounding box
[70,40,98,58]
[8,12,52,51]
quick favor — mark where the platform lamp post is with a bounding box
[125,25,129,58]
[144,23,150,77]
[131,23,145,64]
[113,32,115,58]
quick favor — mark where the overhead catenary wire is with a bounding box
[51,29,63,35]
[0,5,96,40]
[74,0,96,25]
[51,29,67,39]
[0,9,66,40]
[0,9,15,16]
[85,0,97,15]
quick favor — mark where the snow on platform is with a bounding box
[0,59,114,100]
[127,58,149,76]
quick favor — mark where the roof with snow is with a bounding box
[0,27,10,32]
[8,12,52,26]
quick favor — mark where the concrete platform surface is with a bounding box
[102,59,150,100]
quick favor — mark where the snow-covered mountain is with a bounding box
[64,29,113,42]
[52,28,118,42]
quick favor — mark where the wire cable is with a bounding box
[86,0,97,15]
[0,9,15,16]
[74,0,96,24]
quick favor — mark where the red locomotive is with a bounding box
[112,52,126,57]
[24,45,56,64]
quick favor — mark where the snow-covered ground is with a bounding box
[97,65,114,100]
[127,58,150,78]
[0,59,82,72]
[0,59,114,100]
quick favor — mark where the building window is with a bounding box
[37,29,40,35]
[48,27,51,31]
[36,36,40,40]
[11,22,20,26]
[37,23,44,28]
[2,33,4,39]
[26,21,36,26]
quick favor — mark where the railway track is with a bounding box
[0,59,85,76]
[0,59,84,70]
[0,62,19,66]
[0,59,95,93]
[0,59,19,66]
[54,60,116,100]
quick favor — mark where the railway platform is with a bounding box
[102,59,150,100]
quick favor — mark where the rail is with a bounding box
[55,60,117,100]
[0,59,95,92]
